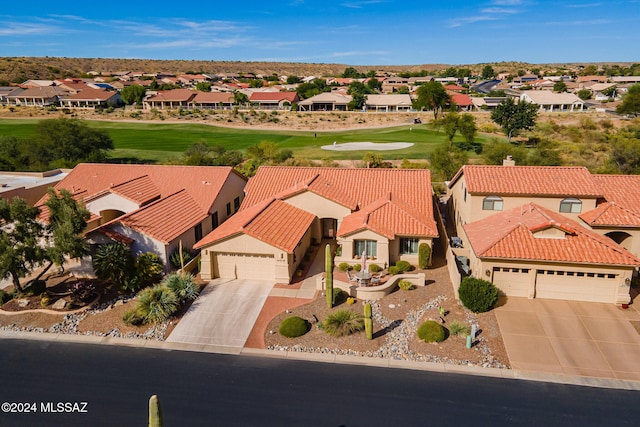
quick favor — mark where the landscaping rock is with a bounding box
[51,299,67,310]
[17,299,29,308]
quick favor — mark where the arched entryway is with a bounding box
[321,218,338,239]
[605,231,633,251]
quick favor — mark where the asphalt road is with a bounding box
[474,79,501,94]
[0,339,637,427]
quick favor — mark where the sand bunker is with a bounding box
[321,142,414,151]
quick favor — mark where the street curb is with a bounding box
[3,330,639,391]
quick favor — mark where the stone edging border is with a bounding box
[0,293,101,316]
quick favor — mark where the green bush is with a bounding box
[397,279,414,290]
[417,320,446,343]
[135,252,164,286]
[448,320,470,337]
[0,289,11,304]
[418,243,431,269]
[164,273,199,303]
[353,264,362,272]
[395,261,412,273]
[27,280,47,296]
[338,262,351,272]
[122,307,145,326]
[279,316,309,338]
[120,275,143,294]
[458,277,499,313]
[368,264,382,273]
[333,288,348,305]
[40,294,51,307]
[388,266,400,275]
[136,284,179,324]
[169,247,194,269]
[322,310,364,337]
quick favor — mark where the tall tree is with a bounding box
[43,188,90,274]
[120,84,146,105]
[0,198,46,292]
[481,65,495,80]
[441,112,459,146]
[458,114,477,144]
[491,98,539,142]
[553,81,567,93]
[429,145,468,181]
[413,81,450,119]
[617,83,640,117]
[232,90,249,107]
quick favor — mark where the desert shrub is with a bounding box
[135,252,164,286]
[279,316,309,338]
[169,247,195,269]
[27,280,46,296]
[93,242,135,284]
[120,275,143,294]
[395,260,412,273]
[388,266,400,275]
[353,264,362,272]
[70,281,95,305]
[458,277,499,313]
[40,294,51,307]
[397,279,414,291]
[333,288,348,305]
[136,284,179,324]
[448,320,470,337]
[164,273,199,303]
[347,297,356,305]
[338,262,351,272]
[322,310,364,337]
[0,289,10,304]
[417,320,446,343]
[418,243,431,269]
[122,307,145,326]
[368,264,382,273]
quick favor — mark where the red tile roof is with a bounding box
[36,164,245,245]
[64,88,119,101]
[146,89,196,102]
[194,198,315,252]
[242,166,438,238]
[249,91,298,103]
[192,92,234,103]
[580,202,640,227]
[579,175,640,227]
[449,92,472,107]
[464,203,639,266]
[449,165,602,197]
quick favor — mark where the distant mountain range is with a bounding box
[0,56,635,83]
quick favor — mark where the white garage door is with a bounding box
[492,267,530,297]
[536,270,618,303]
[213,252,275,281]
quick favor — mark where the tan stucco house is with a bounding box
[195,167,438,283]
[36,164,247,271]
[446,164,640,304]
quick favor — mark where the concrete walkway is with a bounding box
[166,278,274,348]
[495,297,640,381]
[268,241,329,299]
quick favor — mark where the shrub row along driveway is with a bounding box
[166,279,274,349]
[494,296,640,381]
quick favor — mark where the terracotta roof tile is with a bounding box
[146,89,196,102]
[104,190,207,244]
[579,202,640,227]
[194,199,315,252]
[464,203,640,266]
[242,166,438,238]
[109,175,161,206]
[450,165,602,197]
[249,91,298,102]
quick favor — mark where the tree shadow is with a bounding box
[373,319,402,339]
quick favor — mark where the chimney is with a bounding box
[503,155,516,166]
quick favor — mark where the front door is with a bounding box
[322,218,337,238]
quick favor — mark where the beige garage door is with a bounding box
[536,270,617,303]
[213,252,275,280]
[492,267,530,297]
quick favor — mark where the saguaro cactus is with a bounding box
[364,302,373,340]
[149,395,163,427]
[325,244,333,308]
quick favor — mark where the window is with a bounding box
[226,202,231,216]
[233,197,240,212]
[194,223,203,242]
[482,196,503,211]
[399,238,418,255]
[559,198,582,213]
[354,240,377,258]
[211,212,219,230]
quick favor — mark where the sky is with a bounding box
[1,1,639,66]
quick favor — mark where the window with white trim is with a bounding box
[559,198,582,213]
[399,238,419,255]
[482,195,503,211]
[354,240,377,258]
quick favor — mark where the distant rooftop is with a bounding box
[0,169,69,193]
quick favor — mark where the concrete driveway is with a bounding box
[494,297,640,381]
[166,278,274,349]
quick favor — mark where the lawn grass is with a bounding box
[0,118,492,163]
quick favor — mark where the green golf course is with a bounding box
[0,118,491,163]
